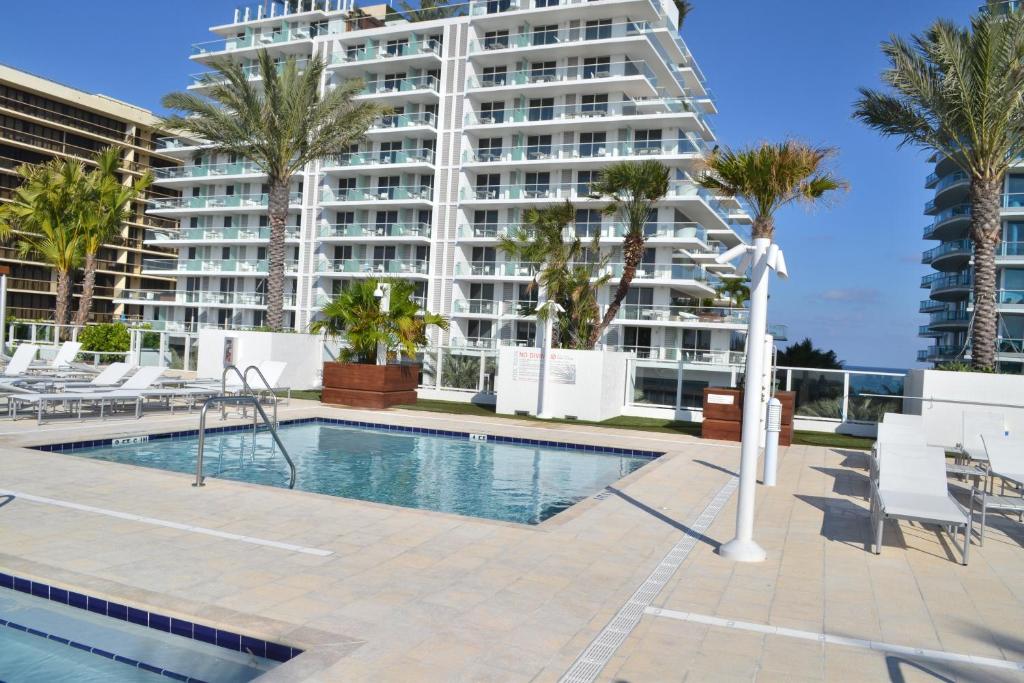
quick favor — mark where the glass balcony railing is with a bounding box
[332,38,442,63]
[468,0,664,18]
[607,263,708,281]
[999,289,1024,304]
[933,170,968,193]
[458,221,708,241]
[928,310,970,325]
[190,25,319,55]
[921,239,972,263]
[142,259,298,274]
[119,289,288,307]
[922,271,972,291]
[148,192,302,210]
[462,138,705,163]
[468,21,653,53]
[467,61,657,89]
[147,226,300,242]
[319,222,431,238]
[317,258,430,275]
[323,149,435,167]
[452,299,500,314]
[919,299,946,313]
[189,59,310,88]
[153,161,266,179]
[616,304,748,324]
[371,111,437,129]
[464,97,701,126]
[320,185,433,202]
[359,75,439,95]
[455,261,541,277]
[1000,241,1024,255]
[924,203,971,234]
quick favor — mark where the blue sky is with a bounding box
[0,1,973,368]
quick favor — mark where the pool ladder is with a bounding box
[193,365,296,489]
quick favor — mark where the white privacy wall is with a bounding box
[196,329,324,390]
[904,369,1024,447]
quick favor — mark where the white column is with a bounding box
[718,237,770,563]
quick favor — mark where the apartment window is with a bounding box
[223,216,233,228]
[576,170,597,196]
[476,174,500,199]
[257,247,267,261]
[623,327,652,354]
[517,283,538,306]
[583,56,611,79]
[373,245,396,269]
[259,215,268,227]
[479,137,503,161]
[528,97,554,121]
[480,101,505,124]
[337,177,356,193]
[579,132,607,157]
[385,38,408,56]
[379,140,402,163]
[483,30,509,50]
[383,72,405,90]
[472,247,496,275]
[580,94,609,116]
[190,217,199,228]
[533,25,559,46]
[536,0,559,6]
[515,321,537,345]
[221,247,231,260]
[526,135,552,160]
[377,176,400,199]
[482,66,507,87]
[625,288,653,306]
[485,0,511,14]
[468,319,493,341]
[375,210,398,235]
[530,61,557,83]
[635,129,663,153]
[470,283,494,302]
[524,172,550,197]
[334,245,352,262]
[575,209,602,237]
[585,19,612,41]
[474,210,499,236]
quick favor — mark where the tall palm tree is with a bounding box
[161,50,389,330]
[0,159,87,330]
[716,276,751,307]
[74,148,152,327]
[398,0,463,21]
[585,160,669,348]
[699,142,844,240]
[499,202,610,349]
[853,6,1024,370]
[310,279,447,363]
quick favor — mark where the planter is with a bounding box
[321,362,420,409]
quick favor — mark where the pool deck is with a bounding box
[1,401,1023,681]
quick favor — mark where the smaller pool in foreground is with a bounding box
[42,420,657,524]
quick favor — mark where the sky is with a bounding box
[0,0,975,369]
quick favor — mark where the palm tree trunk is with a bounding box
[55,269,72,340]
[587,233,645,348]
[265,177,290,330]
[970,177,1001,370]
[74,251,97,328]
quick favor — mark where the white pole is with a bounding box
[718,237,771,563]
[0,273,6,356]
[537,283,552,418]
[376,283,391,365]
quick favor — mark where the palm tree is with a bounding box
[699,142,844,242]
[585,160,670,348]
[499,202,610,349]
[161,50,389,330]
[0,159,87,331]
[310,279,448,363]
[777,338,844,369]
[673,0,693,25]
[853,7,1024,370]
[398,0,463,21]
[74,148,152,327]
[716,276,750,307]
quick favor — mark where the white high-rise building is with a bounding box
[124,0,757,377]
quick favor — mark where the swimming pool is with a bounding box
[0,578,284,682]
[43,419,656,524]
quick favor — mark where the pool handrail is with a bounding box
[195,394,296,489]
[243,363,279,428]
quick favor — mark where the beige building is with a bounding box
[0,63,179,323]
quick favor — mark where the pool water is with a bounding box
[0,589,276,682]
[60,422,652,524]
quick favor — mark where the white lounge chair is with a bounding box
[971,435,1024,546]
[9,367,165,424]
[870,444,971,565]
[959,411,1007,463]
[64,366,164,394]
[34,341,82,370]
[2,345,38,377]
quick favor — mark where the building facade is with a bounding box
[130,0,757,379]
[918,153,1024,372]
[0,64,179,323]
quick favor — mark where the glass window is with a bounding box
[481,101,505,123]
[528,97,554,121]
[483,30,509,50]
[584,19,612,40]
[525,172,550,196]
[482,66,507,87]
[582,56,611,79]
[579,132,606,157]
[526,134,552,159]
[530,61,557,82]
[581,94,609,115]
[533,25,558,45]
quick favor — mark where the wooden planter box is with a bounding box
[701,388,795,446]
[321,362,420,409]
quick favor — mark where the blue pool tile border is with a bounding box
[0,572,301,667]
[35,417,664,459]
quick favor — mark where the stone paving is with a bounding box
[0,402,1021,681]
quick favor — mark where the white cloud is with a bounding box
[820,288,881,304]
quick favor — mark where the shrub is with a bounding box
[937,361,995,374]
[77,323,130,353]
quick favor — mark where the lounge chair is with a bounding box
[8,367,166,424]
[870,444,971,565]
[14,362,133,392]
[971,435,1024,546]
[32,341,82,371]
[868,421,926,495]
[2,345,38,377]
[63,366,164,394]
[959,411,1007,463]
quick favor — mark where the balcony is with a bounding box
[145,226,300,243]
[463,97,705,129]
[370,111,437,130]
[923,203,970,240]
[468,20,653,54]
[189,59,309,88]
[320,185,433,203]
[466,61,658,95]
[921,239,972,266]
[357,75,440,96]
[610,346,746,365]
[331,39,442,64]
[317,258,430,276]
[147,192,302,212]
[319,222,431,239]
[468,0,663,19]
[457,221,709,243]
[142,258,298,275]
[607,263,708,282]
[322,148,435,168]
[615,304,748,325]
[462,138,705,165]
[190,24,319,57]
[919,299,946,313]
[455,261,541,277]
[999,241,1024,257]
[917,345,963,362]
[152,161,265,180]
[998,289,1024,305]
[926,271,972,299]
[118,289,298,308]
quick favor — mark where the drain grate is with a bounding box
[559,476,738,683]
